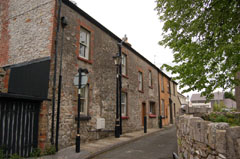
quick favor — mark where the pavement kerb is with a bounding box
[84,125,173,159]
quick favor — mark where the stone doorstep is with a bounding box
[37,126,173,159]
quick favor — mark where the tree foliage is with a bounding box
[156,0,240,98]
[224,91,236,101]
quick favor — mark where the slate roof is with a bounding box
[191,92,224,101]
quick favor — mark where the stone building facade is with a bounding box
[0,0,178,153]
[170,80,181,124]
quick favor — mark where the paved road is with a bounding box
[91,126,178,159]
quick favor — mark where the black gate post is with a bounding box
[144,116,147,133]
[76,68,82,153]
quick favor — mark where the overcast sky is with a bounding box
[74,0,174,68]
[73,0,193,97]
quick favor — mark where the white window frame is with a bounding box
[80,85,88,115]
[148,71,152,87]
[149,102,156,115]
[79,27,90,60]
[122,54,127,76]
[138,71,143,91]
[161,99,165,117]
[121,92,127,116]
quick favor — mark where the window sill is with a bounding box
[77,56,93,64]
[122,116,129,120]
[75,115,91,121]
[138,90,144,93]
[122,74,129,79]
[149,114,157,118]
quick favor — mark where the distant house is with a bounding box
[178,92,188,108]
[191,92,236,109]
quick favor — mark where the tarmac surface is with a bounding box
[91,126,177,159]
[38,125,177,159]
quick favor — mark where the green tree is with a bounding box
[156,0,240,103]
[224,91,236,101]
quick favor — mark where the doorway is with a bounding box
[142,102,146,126]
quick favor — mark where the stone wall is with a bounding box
[0,0,55,66]
[188,107,212,114]
[42,1,161,149]
[176,114,240,159]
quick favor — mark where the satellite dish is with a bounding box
[73,72,88,88]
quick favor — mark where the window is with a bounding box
[148,71,152,87]
[80,85,88,115]
[122,54,127,76]
[161,99,165,116]
[167,82,170,93]
[173,84,176,96]
[121,92,127,116]
[161,75,164,92]
[149,102,156,115]
[174,103,176,117]
[138,71,143,91]
[79,27,90,60]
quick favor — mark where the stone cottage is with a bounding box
[0,0,177,157]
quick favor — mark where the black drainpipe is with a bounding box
[51,0,62,145]
[158,71,161,127]
[55,16,67,152]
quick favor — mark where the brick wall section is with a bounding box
[0,0,56,150]
[159,74,170,126]
[0,0,10,66]
[0,0,55,67]
[0,67,10,93]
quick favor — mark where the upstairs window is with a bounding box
[121,92,127,116]
[148,70,152,87]
[138,71,143,91]
[173,84,176,96]
[79,27,90,60]
[122,54,127,76]
[161,75,164,92]
[167,82,170,93]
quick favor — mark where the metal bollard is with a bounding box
[172,152,178,159]
[144,116,147,133]
[159,116,162,128]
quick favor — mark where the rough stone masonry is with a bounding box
[176,114,240,159]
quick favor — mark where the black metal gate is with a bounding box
[0,97,40,158]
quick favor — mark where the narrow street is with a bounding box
[91,126,178,159]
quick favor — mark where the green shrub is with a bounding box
[44,145,56,155]
[30,148,42,157]
[9,154,22,159]
[0,148,4,159]
[213,102,226,112]
[205,113,240,126]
